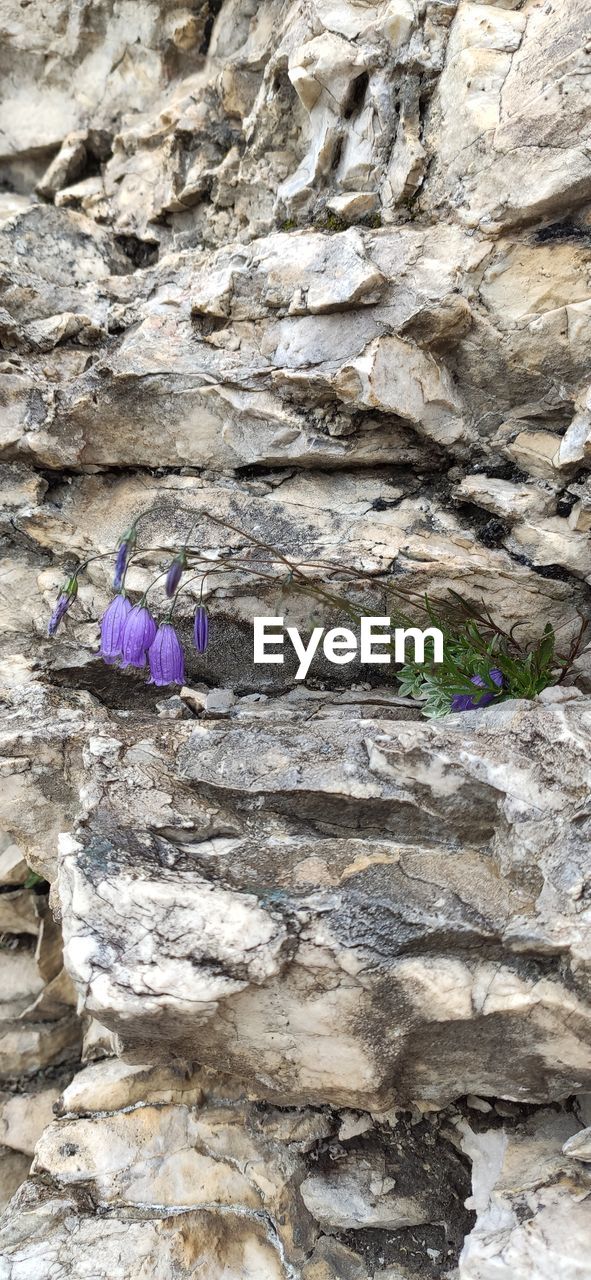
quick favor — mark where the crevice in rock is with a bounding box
[113,234,160,270]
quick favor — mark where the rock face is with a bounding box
[0,1058,475,1280]
[51,693,591,1111]
[1,1,591,1277]
[0,841,80,1215]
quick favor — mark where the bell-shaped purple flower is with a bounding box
[451,668,503,713]
[194,605,209,654]
[148,623,185,686]
[99,594,132,664]
[48,576,78,637]
[120,603,157,669]
[165,553,186,598]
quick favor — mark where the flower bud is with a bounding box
[194,605,209,654]
[47,576,78,637]
[165,552,187,598]
[113,527,137,590]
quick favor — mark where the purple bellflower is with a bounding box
[113,527,136,590]
[120,603,157,668]
[194,605,209,654]
[451,668,503,713]
[148,622,185,686]
[99,593,132,664]
[48,577,78,637]
[165,552,186,598]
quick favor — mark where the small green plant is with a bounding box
[24,869,45,889]
[313,209,348,233]
[397,593,583,717]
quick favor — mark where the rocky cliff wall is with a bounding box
[0,2,590,1277]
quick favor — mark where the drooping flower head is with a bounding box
[451,668,503,713]
[99,593,132,664]
[194,604,209,654]
[165,552,187,598]
[120,603,157,668]
[148,622,185,686]
[47,576,78,637]
[113,526,137,590]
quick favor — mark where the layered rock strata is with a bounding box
[1,0,591,1276]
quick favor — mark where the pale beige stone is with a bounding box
[0,1088,60,1156]
[557,387,591,468]
[507,518,590,579]
[57,1059,204,1115]
[455,475,554,522]
[0,1146,30,1213]
[0,845,28,887]
[459,1110,591,1279]
[0,1019,81,1079]
[35,696,591,1111]
[333,334,466,447]
[424,0,591,230]
[0,951,45,1020]
[0,890,39,936]
[505,431,564,480]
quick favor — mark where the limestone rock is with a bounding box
[0,890,39,937]
[563,1125,591,1163]
[190,229,386,318]
[0,1059,473,1280]
[506,516,591,580]
[0,866,79,1170]
[0,1019,80,1080]
[454,476,554,523]
[2,0,591,1272]
[459,1109,591,1279]
[504,430,564,481]
[0,952,45,1020]
[56,1059,205,1116]
[8,470,585,704]
[423,0,591,231]
[0,1194,292,1280]
[31,694,589,1111]
[557,385,591,468]
[0,1087,60,1157]
[0,1148,30,1215]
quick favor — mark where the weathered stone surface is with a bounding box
[2,0,591,1274]
[1,1056,586,1280]
[0,890,39,937]
[563,1124,591,1164]
[0,1087,60,1157]
[0,1149,30,1216]
[0,1058,474,1280]
[423,0,591,231]
[2,214,591,491]
[459,1108,591,1279]
[2,691,582,1112]
[0,838,79,1212]
[0,841,28,887]
[0,1020,80,1081]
